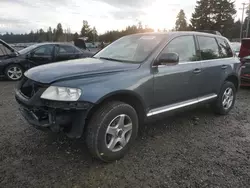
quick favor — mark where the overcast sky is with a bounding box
[0,0,244,34]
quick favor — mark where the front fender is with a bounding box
[52,69,154,110]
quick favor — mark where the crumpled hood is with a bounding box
[25,58,140,84]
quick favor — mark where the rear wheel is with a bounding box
[5,64,23,81]
[86,101,138,162]
[213,81,236,115]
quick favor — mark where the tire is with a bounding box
[4,64,24,81]
[86,101,138,162]
[213,81,236,115]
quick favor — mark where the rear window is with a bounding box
[197,36,220,60]
[217,38,233,58]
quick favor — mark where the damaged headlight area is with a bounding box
[41,86,82,101]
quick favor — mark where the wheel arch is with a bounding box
[225,74,239,91]
[4,63,25,73]
[85,90,147,128]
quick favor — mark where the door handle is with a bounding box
[221,65,228,69]
[193,68,201,74]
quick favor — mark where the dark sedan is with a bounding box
[0,40,92,80]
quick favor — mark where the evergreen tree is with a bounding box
[47,27,53,41]
[191,0,236,37]
[80,20,91,37]
[55,23,63,41]
[73,32,79,41]
[230,20,241,39]
[175,10,188,31]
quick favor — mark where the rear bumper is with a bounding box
[15,88,94,138]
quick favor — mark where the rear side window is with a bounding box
[197,36,220,60]
[217,38,233,58]
[57,45,76,54]
[162,35,198,62]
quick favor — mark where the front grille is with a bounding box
[20,77,42,98]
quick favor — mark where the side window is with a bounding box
[57,45,76,54]
[33,45,53,56]
[197,36,220,60]
[217,38,233,58]
[161,36,198,62]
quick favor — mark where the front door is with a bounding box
[28,44,54,66]
[152,35,202,110]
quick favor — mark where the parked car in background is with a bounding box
[231,42,241,57]
[74,38,100,55]
[0,41,92,80]
[238,39,250,86]
[15,32,241,162]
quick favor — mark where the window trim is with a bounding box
[152,34,199,67]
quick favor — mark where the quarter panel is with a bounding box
[199,57,240,95]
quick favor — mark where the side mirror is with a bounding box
[26,52,32,59]
[156,52,179,66]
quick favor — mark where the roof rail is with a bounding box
[197,30,222,36]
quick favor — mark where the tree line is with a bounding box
[0,0,245,43]
[175,0,241,40]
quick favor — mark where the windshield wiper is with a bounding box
[98,57,140,64]
[98,57,125,62]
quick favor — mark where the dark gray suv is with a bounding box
[15,32,241,162]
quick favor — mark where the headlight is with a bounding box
[41,86,82,101]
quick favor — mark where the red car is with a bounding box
[238,39,250,86]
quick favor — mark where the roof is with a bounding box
[33,42,74,46]
[129,31,226,39]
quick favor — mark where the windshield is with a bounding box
[18,44,39,54]
[94,34,164,63]
[231,43,241,52]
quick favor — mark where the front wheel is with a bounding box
[86,101,138,162]
[5,64,24,81]
[213,81,236,115]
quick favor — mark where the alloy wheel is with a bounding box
[7,66,23,80]
[105,114,133,152]
[222,87,234,110]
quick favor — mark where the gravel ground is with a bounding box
[0,81,250,188]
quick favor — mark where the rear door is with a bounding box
[55,45,79,62]
[152,35,202,109]
[196,35,234,96]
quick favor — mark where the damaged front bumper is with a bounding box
[15,85,93,138]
